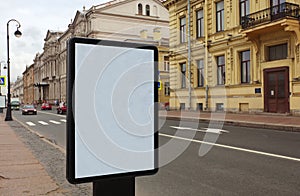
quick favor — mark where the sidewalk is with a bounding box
[160,110,300,132]
[0,113,63,195]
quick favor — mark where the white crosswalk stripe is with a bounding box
[26,119,66,126]
[26,122,36,126]
[49,120,61,125]
[38,121,49,125]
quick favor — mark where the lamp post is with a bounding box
[5,19,22,121]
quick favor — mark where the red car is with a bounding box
[160,102,170,110]
[22,105,37,115]
[57,102,67,114]
[41,103,52,110]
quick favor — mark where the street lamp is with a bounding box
[5,19,22,121]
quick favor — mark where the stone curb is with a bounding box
[160,115,300,132]
[12,114,66,154]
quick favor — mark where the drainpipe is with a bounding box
[204,0,209,111]
[187,0,192,110]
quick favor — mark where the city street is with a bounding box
[138,120,300,195]
[11,109,300,195]
[2,0,300,195]
[12,108,66,148]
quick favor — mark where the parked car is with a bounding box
[22,104,37,115]
[57,102,67,114]
[11,100,20,110]
[164,102,170,111]
[41,103,52,110]
[160,102,170,110]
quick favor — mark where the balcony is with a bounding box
[241,2,299,29]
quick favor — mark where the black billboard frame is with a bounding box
[66,37,159,185]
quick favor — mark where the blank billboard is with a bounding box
[67,37,158,184]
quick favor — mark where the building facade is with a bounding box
[11,76,24,103]
[29,0,170,106]
[23,64,35,104]
[38,31,63,103]
[164,0,300,115]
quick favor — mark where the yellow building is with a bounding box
[164,0,300,115]
[157,45,170,107]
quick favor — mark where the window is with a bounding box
[271,0,285,14]
[180,63,186,88]
[271,0,285,7]
[180,103,185,110]
[197,103,203,111]
[241,50,250,83]
[180,17,186,43]
[138,3,143,15]
[196,10,204,38]
[197,59,204,87]
[146,5,150,16]
[217,55,225,85]
[216,1,224,32]
[153,5,158,16]
[240,0,250,25]
[268,43,287,61]
[164,82,170,96]
[164,56,169,72]
[216,103,224,111]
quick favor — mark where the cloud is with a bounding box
[0,0,106,83]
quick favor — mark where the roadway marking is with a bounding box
[26,122,36,126]
[60,119,67,122]
[49,120,61,125]
[170,126,229,134]
[38,110,66,118]
[159,133,300,162]
[12,115,66,154]
[38,121,49,125]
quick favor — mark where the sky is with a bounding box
[0,0,107,84]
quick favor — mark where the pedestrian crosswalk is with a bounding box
[49,120,61,125]
[25,119,66,126]
[26,122,36,126]
[38,121,49,125]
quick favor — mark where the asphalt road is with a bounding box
[12,108,66,148]
[12,109,300,195]
[137,120,300,195]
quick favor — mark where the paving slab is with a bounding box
[0,113,62,195]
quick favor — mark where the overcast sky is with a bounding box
[0,0,107,83]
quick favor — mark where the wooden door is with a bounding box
[264,67,289,113]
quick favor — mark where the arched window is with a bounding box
[146,5,150,16]
[138,3,143,15]
[153,5,158,16]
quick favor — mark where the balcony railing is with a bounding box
[241,2,300,29]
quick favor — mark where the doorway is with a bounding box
[264,67,289,113]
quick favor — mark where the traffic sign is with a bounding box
[158,80,162,90]
[0,76,6,87]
